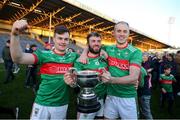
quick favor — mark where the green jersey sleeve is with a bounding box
[101,45,109,51]
[139,67,147,87]
[172,75,176,82]
[159,74,163,88]
[130,49,142,67]
[74,59,83,71]
[33,49,43,65]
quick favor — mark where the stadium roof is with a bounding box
[0,0,172,50]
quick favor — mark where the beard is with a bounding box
[88,45,101,54]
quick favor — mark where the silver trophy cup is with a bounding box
[69,68,101,113]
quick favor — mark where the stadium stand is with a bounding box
[0,33,83,60]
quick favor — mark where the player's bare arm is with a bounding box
[11,20,35,64]
[79,47,108,64]
[78,46,88,64]
[102,66,140,85]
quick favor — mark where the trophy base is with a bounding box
[77,102,101,113]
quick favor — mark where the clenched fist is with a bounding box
[64,72,77,87]
[11,20,29,36]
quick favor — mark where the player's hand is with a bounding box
[78,46,89,64]
[100,49,108,59]
[78,55,88,64]
[161,88,167,93]
[11,20,29,36]
[101,69,111,83]
[134,80,139,90]
[64,72,76,87]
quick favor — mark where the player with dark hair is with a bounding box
[10,20,78,119]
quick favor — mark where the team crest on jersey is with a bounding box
[110,48,115,52]
[95,61,100,65]
[124,52,129,57]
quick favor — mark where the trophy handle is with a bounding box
[94,73,104,88]
[98,67,107,83]
[95,67,108,87]
[69,67,77,74]
[68,67,78,87]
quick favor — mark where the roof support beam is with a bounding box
[74,22,104,32]
[42,13,81,28]
[133,39,159,49]
[96,25,113,31]
[71,24,113,37]
[9,0,43,22]
[0,0,10,10]
[29,7,65,26]
[67,18,94,29]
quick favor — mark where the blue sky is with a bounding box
[76,0,180,47]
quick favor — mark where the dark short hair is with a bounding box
[164,64,172,70]
[168,53,174,58]
[87,32,101,44]
[114,21,129,30]
[30,44,37,48]
[177,50,180,54]
[6,40,10,43]
[54,25,70,35]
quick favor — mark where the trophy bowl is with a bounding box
[76,70,100,88]
[69,69,101,113]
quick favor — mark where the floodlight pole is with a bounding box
[48,13,52,43]
[168,17,175,44]
[168,22,171,44]
[89,26,92,33]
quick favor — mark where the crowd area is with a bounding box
[138,50,180,118]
